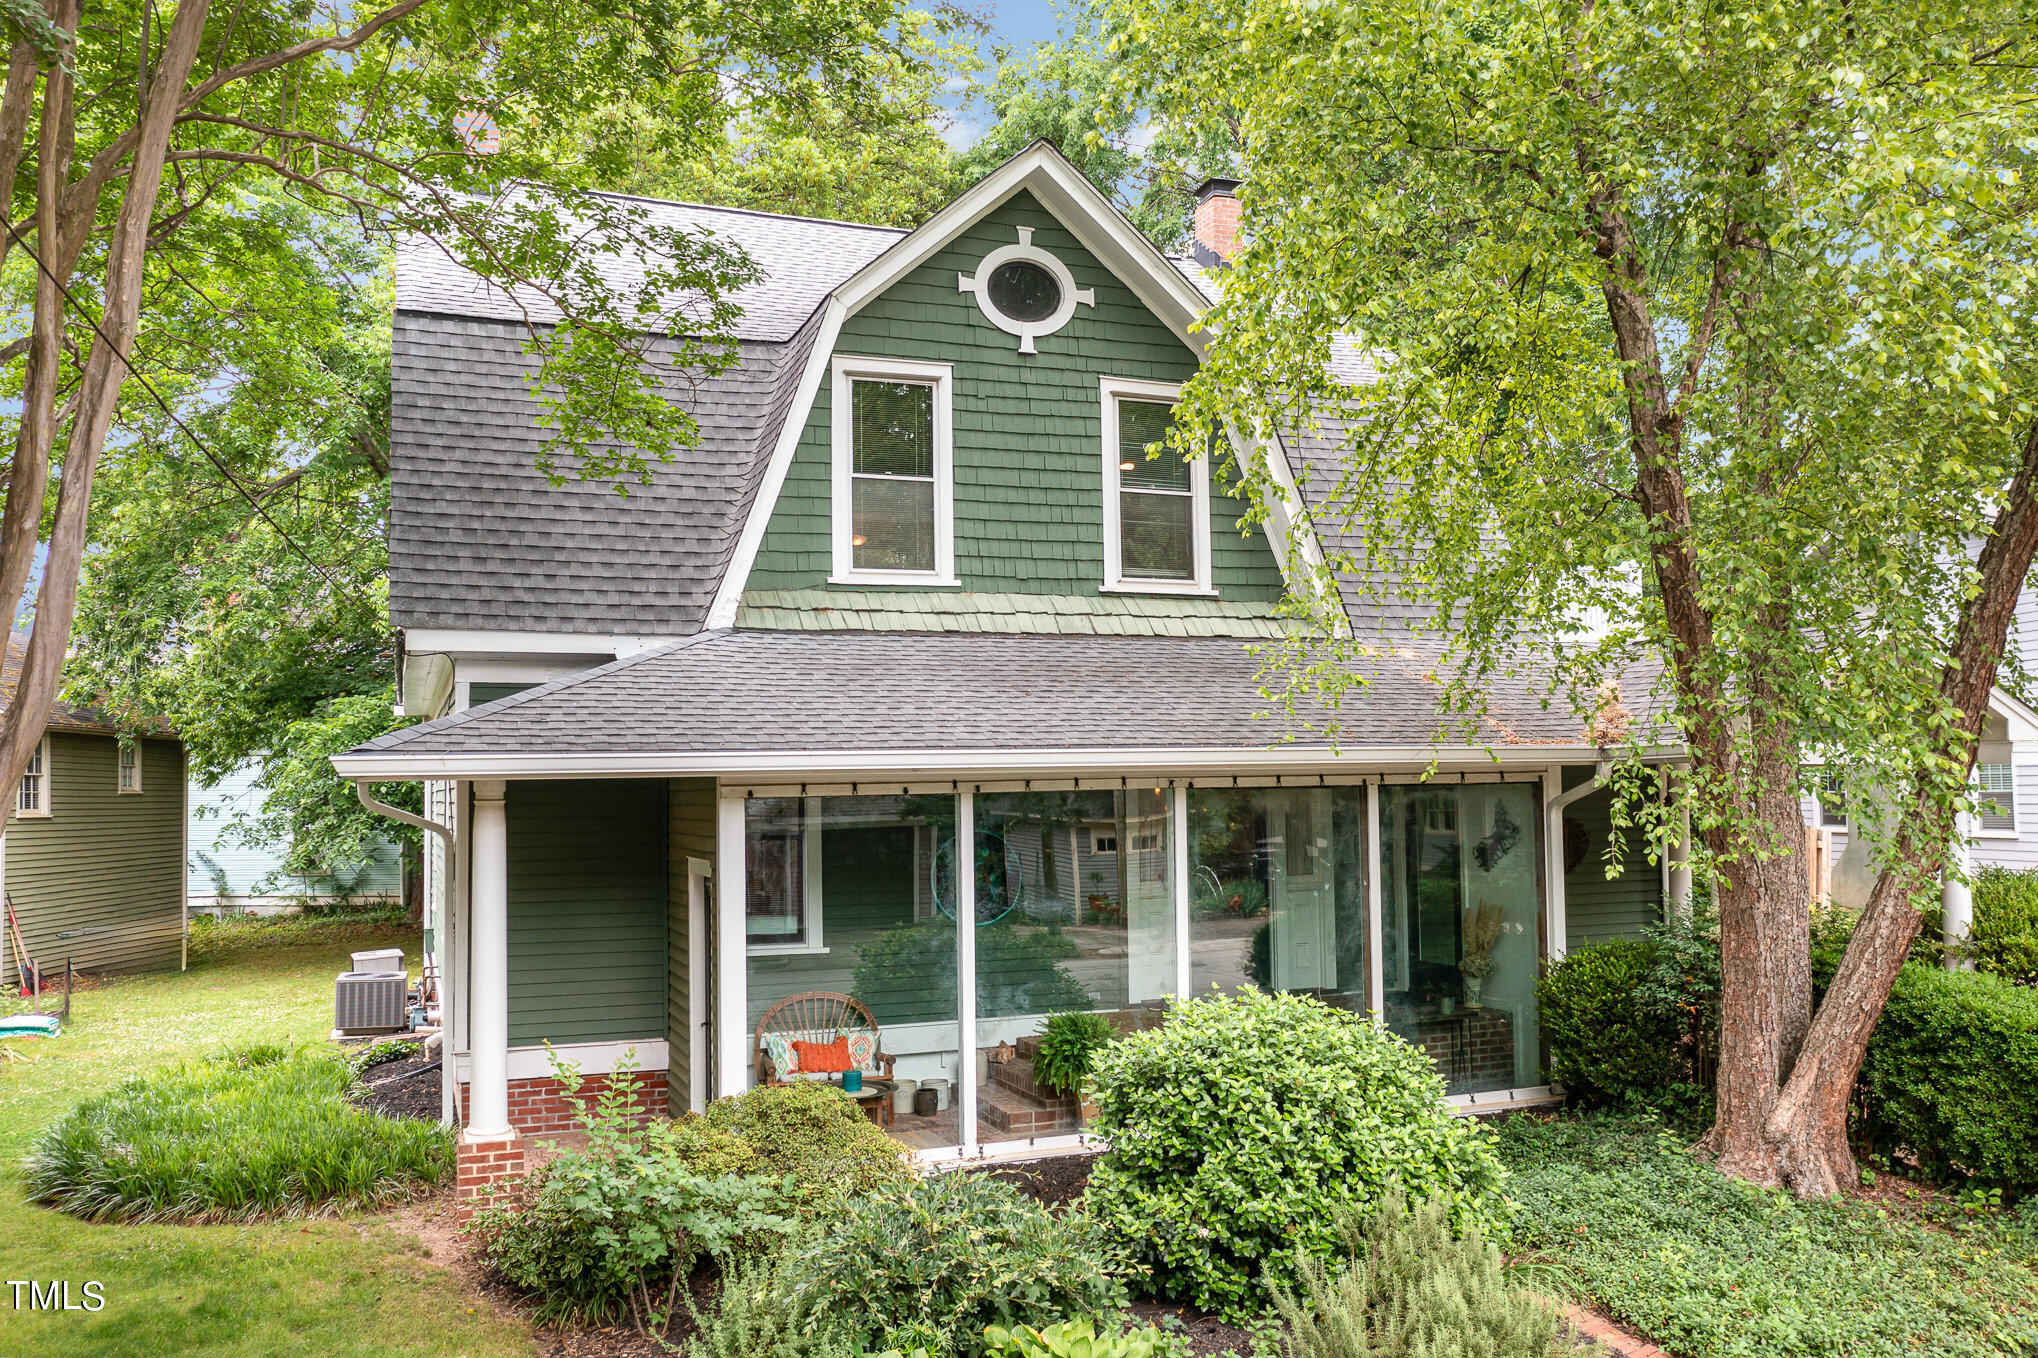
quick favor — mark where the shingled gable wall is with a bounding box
[743,190,1289,604]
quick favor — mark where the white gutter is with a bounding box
[354,781,460,1129]
[354,780,454,848]
[1543,759,1612,962]
[332,742,1685,783]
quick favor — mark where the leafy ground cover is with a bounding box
[1496,1114,2038,1358]
[0,911,532,1357]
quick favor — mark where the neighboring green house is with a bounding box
[335,143,1678,1209]
[3,634,186,990]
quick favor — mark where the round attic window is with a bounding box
[986,260,1061,324]
[957,226,1094,353]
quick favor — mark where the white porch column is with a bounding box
[1365,779,1385,1017]
[466,778,512,1140]
[1943,810,1974,970]
[956,789,977,1152]
[1667,781,1694,920]
[716,788,750,1096]
[1172,784,1191,1000]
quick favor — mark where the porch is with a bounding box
[432,765,1674,1190]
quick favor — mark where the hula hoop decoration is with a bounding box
[930,828,1020,925]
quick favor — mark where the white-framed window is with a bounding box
[955,225,1095,354]
[1100,377,1212,594]
[117,742,141,794]
[1977,763,2017,835]
[17,735,49,816]
[830,355,955,586]
[746,796,827,955]
[1091,828,1118,855]
[1816,772,1847,829]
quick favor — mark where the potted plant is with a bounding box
[1459,899,1504,1005]
[1034,1010,1115,1120]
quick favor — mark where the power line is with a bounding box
[2,210,367,600]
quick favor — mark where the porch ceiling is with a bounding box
[334,629,1672,780]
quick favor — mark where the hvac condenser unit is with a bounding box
[335,971,409,1035]
[351,948,405,975]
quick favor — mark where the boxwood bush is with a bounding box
[23,1044,451,1222]
[1083,989,1506,1318]
[1969,867,2038,985]
[1537,938,1687,1105]
[1859,964,2038,1192]
[787,1170,1129,1357]
[701,1079,914,1210]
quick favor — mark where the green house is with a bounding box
[3,634,186,990]
[336,144,1678,1203]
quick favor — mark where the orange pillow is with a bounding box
[792,1036,853,1074]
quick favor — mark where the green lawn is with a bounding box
[1497,1113,2038,1358]
[0,914,534,1357]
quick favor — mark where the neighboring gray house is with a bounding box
[188,762,403,915]
[331,144,1675,1210]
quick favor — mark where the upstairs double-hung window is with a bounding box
[1101,377,1211,593]
[831,356,954,584]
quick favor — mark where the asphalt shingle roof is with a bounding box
[348,629,1600,763]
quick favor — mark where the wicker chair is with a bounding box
[753,990,897,1090]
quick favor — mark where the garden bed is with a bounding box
[352,1047,443,1122]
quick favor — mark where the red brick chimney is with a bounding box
[1191,177,1242,267]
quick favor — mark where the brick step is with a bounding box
[1014,1033,1044,1061]
[976,1080,1079,1137]
[990,1053,1074,1104]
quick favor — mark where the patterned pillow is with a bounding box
[836,1028,878,1072]
[762,1032,799,1077]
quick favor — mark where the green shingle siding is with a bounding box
[667,777,717,1113]
[746,191,1287,604]
[4,733,185,987]
[1561,779,1664,949]
[506,779,667,1045]
[735,588,1289,636]
[470,682,537,706]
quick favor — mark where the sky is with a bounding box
[942,1,1069,148]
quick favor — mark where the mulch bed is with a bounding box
[983,1150,1104,1208]
[351,1047,444,1122]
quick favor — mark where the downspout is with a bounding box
[354,780,459,1119]
[1543,760,1612,964]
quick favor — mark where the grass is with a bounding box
[0,911,533,1356]
[24,1044,452,1222]
[1495,1112,2038,1358]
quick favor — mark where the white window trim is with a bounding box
[829,354,957,587]
[1814,773,1848,832]
[16,734,49,817]
[117,742,142,794]
[747,796,829,956]
[1100,376,1214,596]
[1975,762,2018,839]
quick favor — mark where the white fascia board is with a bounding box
[331,741,1676,783]
[1250,428,1348,637]
[834,144,1212,354]
[706,297,849,629]
[1988,685,2038,744]
[403,628,671,660]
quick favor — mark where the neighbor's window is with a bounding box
[1102,379,1207,592]
[117,743,140,794]
[17,736,47,815]
[1817,773,1847,828]
[1978,763,2016,832]
[831,357,953,582]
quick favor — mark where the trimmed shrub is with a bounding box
[1969,867,2038,985]
[23,1044,451,1222]
[1275,1194,1557,1358]
[787,1171,1128,1357]
[702,1079,914,1209]
[1084,989,1507,1319]
[1859,964,2038,1192]
[1537,938,1686,1105]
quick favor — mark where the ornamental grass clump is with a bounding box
[23,1043,451,1222]
[1085,989,1507,1319]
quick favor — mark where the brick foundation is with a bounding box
[455,1069,668,1137]
[1411,1009,1517,1093]
[452,1070,666,1218]
[456,1131,525,1221]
